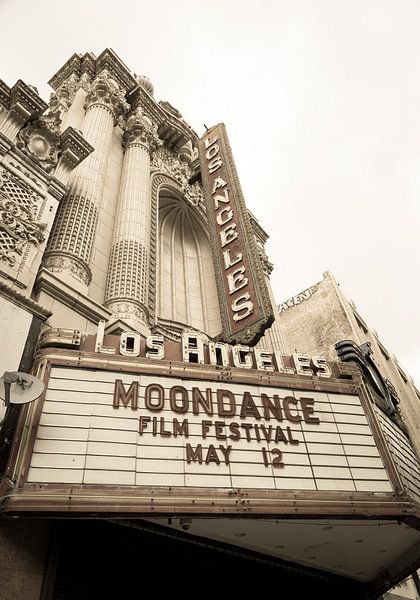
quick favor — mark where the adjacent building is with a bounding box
[277,271,420,456]
[0,50,419,600]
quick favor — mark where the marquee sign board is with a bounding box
[198,123,274,345]
[24,365,394,492]
[3,328,420,518]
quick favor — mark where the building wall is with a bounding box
[0,519,51,600]
[278,271,420,454]
[0,298,33,373]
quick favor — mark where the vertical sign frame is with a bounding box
[199,123,274,345]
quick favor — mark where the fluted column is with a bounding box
[105,107,160,332]
[44,73,128,289]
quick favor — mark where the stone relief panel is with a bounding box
[255,238,274,276]
[0,166,46,285]
[49,73,91,115]
[105,300,148,324]
[151,145,204,211]
[16,113,61,174]
[42,253,91,287]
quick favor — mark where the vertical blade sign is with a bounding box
[198,123,274,345]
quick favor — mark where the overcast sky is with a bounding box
[1,0,419,387]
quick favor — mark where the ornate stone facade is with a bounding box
[5,48,281,347]
[0,168,45,266]
[1,49,420,600]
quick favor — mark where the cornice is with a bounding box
[59,126,94,170]
[0,131,12,156]
[0,278,51,320]
[0,80,10,109]
[35,267,112,323]
[48,53,85,91]
[80,53,96,81]
[48,50,197,153]
[128,85,198,152]
[48,49,137,97]
[10,80,48,120]
[95,49,137,94]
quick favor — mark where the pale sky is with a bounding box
[1,0,420,387]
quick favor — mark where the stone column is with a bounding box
[44,72,128,290]
[104,107,160,333]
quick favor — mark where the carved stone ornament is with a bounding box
[107,300,148,324]
[0,190,46,266]
[123,107,161,154]
[48,73,80,113]
[152,145,204,209]
[84,71,129,123]
[256,239,274,275]
[43,253,91,286]
[16,114,61,173]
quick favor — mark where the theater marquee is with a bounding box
[198,123,274,345]
[2,328,399,503]
[21,364,392,492]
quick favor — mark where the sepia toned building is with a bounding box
[0,49,419,600]
[277,271,420,456]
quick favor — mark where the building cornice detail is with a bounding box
[35,267,111,323]
[128,85,197,152]
[57,126,94,174]
[0,80,48,147]
[8,80,48,122]
[48,50,137,97]
[0,80,10,110]
[0,278,51,320]
[47,50,198,152]
[95,49,138,93]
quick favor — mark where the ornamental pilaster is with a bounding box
[105,108,161,332]
[44,73,129,290]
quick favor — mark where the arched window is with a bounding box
[158,192,221,337]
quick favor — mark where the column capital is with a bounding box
[123,108,161,154]
[84,72,129,124]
